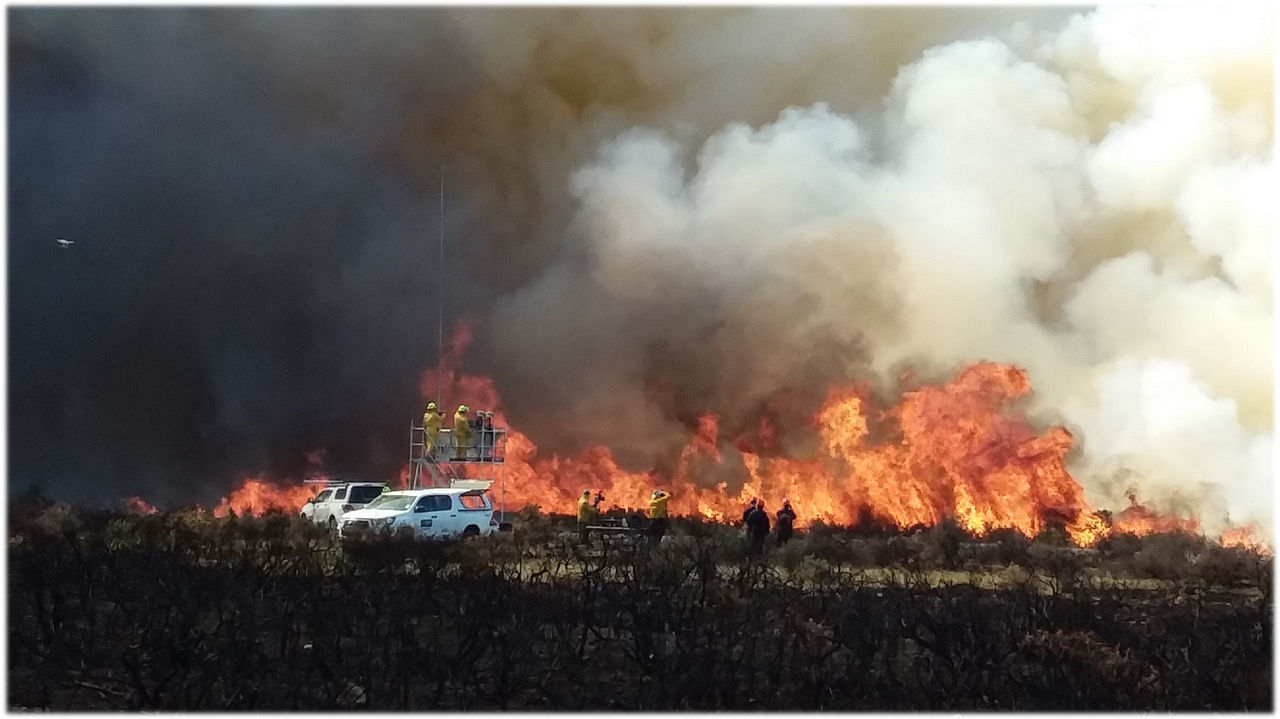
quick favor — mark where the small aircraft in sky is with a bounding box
[56,238,74,248]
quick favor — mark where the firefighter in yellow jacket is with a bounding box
[423,402,443,457]
[648,489,671,543]
[453,405,472,460]
[577,490,599,542]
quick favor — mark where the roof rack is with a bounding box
[302,476,389,485]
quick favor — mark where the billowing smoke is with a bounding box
[10,6,1272,536]
[475,5,1275,535]
[9,8,486,506]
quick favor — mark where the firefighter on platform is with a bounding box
[775,498,797,546]
[479,411,495,460]
[648,489,671,543]
[423,402,443,457]
[453,405,472,460]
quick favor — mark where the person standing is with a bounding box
[648,489,671,543]
[479,411,495,460]
[453,405,472,460]
[742,498,758,528]
[423,402,443,458]
[775,499,797,546]
[746,501,771,556]
[577,490,598,542]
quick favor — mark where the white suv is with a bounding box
[339,488,496,540]
[300,482,388,532]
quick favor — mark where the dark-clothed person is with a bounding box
[746,504,771,556]
[775,500,797,546]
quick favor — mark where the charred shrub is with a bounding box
[845,538,881,566]
[6,505,1272,712]
[805,519,840,539]
[14,502,83,539]
[1032,525,1071,548]
[1095,532,1143,562]
[508,506,563,544]
[1191,544,1267,587]
[881,534,926,567]
[796,529,854,565]
[979,528,1032,566]
[1026,544,1089,594]
[1130,531,1204,580]
[918,518,974,570]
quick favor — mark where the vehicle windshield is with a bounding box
[362,494,414,511]
[349,485,384,504]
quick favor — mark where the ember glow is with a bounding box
[122,496,160,516]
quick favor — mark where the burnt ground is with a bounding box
[7,503,1273,710]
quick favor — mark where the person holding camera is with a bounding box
[578,489,604,542]
[648,489,671,543]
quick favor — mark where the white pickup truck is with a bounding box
[299,482,388,532]
[338,487,497,540]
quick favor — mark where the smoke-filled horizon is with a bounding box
[9,6,1273,536]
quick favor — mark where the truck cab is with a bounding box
[300,481,388,531]
[338,487,496,540]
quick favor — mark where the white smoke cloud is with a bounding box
[485,4,1273,531]
[1061,358,1272,536]
[1177,160,1274,309]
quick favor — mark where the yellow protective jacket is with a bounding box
[577,497,597,524]
[648,491,670,519]
[453,410,472,446]
[424,410,442,442]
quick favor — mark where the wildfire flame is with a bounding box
[190,321,1263,550]
[1220,524,1271,556]
[477,361,1113,545]
[211,476,317,518]
[1110,494,1201,537]
[122,496,159,516]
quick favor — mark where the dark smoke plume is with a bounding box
[17,5,1267,541]
[9,7,1061,507]
[9,8,487,506]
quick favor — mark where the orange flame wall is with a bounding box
[204,322,1262,550]
[212,477,318,518]
[473,361,1108,545]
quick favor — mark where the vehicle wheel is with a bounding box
[328,517,337,533]
[462,525,480,538]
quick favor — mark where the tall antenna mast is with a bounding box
[437,166,445,410]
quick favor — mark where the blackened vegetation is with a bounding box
[8,502,1272,711]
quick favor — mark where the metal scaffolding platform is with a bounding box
[408,418,509,519]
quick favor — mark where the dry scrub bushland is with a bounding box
[7,499,1272,710]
